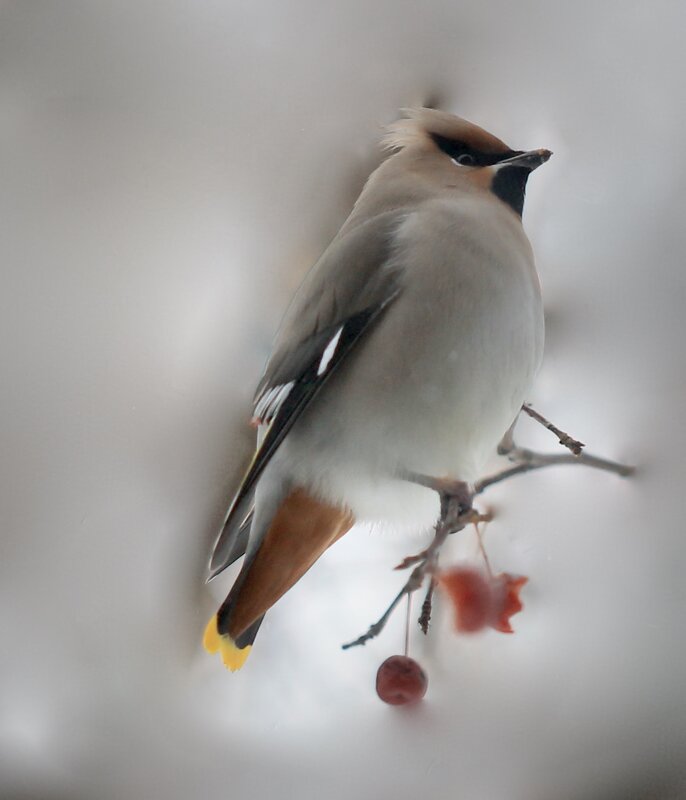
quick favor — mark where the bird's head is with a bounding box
[384,108,551,217]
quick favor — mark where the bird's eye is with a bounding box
[452,154,476,167]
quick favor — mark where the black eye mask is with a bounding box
[430,133,520,168]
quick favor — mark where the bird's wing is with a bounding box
[208,210,407,579]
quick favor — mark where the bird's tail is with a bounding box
[204,488,354,671]
[203,613,263,671]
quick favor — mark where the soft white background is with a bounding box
[2,2,685,798]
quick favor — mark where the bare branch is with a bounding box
[522,404,585,455]
[497,422,517,456]
[342,488,473,649]
[342,422,634,652]
[418,578,436,635]
[475,446,634,495]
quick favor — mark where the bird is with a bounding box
[203,107,550,671]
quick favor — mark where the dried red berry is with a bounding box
[489,573,528,633]
[376,655,428,705]
[437,566,528,634]
[436,567,492,632]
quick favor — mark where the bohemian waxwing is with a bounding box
[204,107,550,670]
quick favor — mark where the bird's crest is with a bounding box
[382,107,510,155]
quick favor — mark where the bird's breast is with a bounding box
[281,196,544,528]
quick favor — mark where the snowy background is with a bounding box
[2,2,685,798]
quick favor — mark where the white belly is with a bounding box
[273,198,544,532]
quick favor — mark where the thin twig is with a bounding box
[394,510,492,570]
[475,446,634,495]
[418,578,436,635]
[404,595,411,656]
[522,404,585,455]
[342,491,472,649]
[343,416,634,651]
[474,520,493,578]
[394,550,429,570]
[342,565,426,649]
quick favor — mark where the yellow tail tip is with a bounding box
[203,616,251,672]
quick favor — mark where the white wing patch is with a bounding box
[252,381,294,425]
[317,326,344,376]
[251,326,344,426]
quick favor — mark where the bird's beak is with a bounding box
[497,148,552,171]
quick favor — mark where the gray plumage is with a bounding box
[206,108,549,658]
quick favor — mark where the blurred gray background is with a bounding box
[2,1,685,798]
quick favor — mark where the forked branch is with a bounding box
[342,405,634,650]
[475,445,634,495]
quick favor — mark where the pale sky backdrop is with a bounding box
[2,2,685,798]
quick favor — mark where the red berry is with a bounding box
[375,655,428,705]
[437,566,528,634]
[436,567,492,632]
[489,573,528,633]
